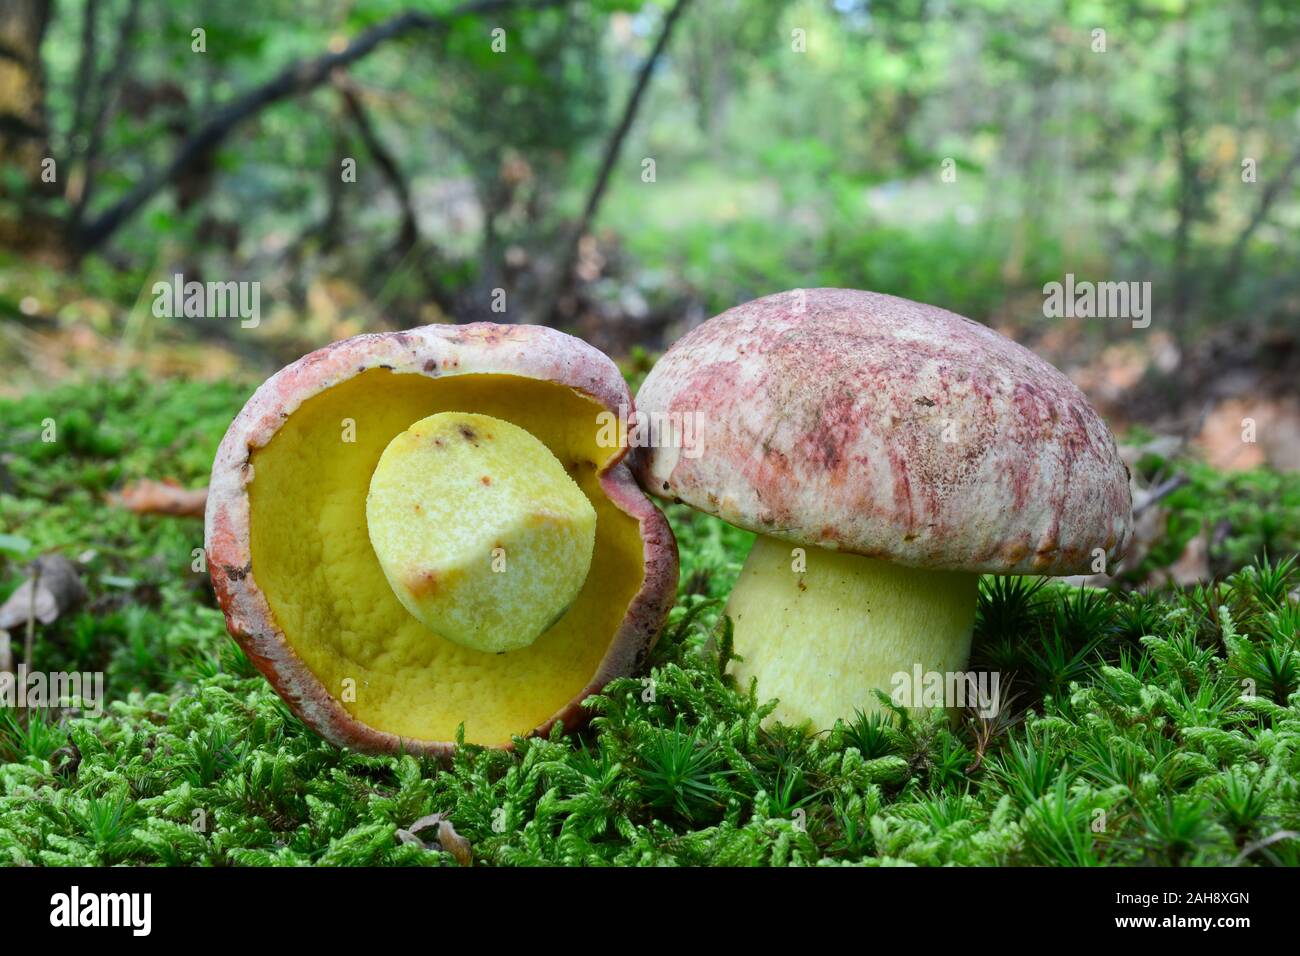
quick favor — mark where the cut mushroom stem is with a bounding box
[726,535,979,729]
[366,411,597,654]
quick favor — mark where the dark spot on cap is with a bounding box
[914,396,936,407]
[480,475,492,486]
[459,425,478,443]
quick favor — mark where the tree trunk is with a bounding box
[0,0,50,173]
[0,0,58,253]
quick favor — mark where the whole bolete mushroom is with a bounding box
[632,289,1131,730]
[206,323,678,756]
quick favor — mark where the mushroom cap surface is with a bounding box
[206,323,678,757]
[633,288,1131,574]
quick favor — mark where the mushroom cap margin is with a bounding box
[205,322,679,757]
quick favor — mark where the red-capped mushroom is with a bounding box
[632,289,1132,730]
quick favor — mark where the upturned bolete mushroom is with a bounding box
[632,289,1132,730]
[205,323,678,756]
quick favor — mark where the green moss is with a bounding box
[2,377,1300,866]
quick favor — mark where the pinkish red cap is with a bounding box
[634,289,1132,574]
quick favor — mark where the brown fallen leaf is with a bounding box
[436,818,473,866]
[405,812,443,836]
[394,828,424,847]
[1196,398,1268,472]
[0,554,87,631]
[1160,532,1211,588]
[108,479,208,517]
[401,812,473,865]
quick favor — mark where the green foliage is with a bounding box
[3,378,1300,866]
[9,0,1296,365]
[1133,464,1300,579]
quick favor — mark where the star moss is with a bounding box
[1,374,1299,866]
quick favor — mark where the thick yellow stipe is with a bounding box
[727,535,978,730]
[366,412,597,653]
[246,370,645,746]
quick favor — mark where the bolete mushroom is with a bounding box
[632,288,1132,730]
[205,323,678,756]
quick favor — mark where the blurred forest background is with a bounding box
[1,0,1298,467]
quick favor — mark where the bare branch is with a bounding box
[1169,24,1199,331]
[333,73,419,253]
[1218,142,1300,299]
[68,0,98,151]
[538,0,692,323]
[74,0,566,254]
[70,0,140,230]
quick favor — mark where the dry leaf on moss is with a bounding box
[400,812,473,865]
[0,554,87,631]
[108,479,208,517]
[435,818,472,866]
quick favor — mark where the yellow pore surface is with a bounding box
[366,412,597,654]
[727,535,978,730]
[247,370,645,745]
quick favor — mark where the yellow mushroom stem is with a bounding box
[725,535,979,730]
[366,411,597,653]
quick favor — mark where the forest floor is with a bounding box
[1,374,1299,865]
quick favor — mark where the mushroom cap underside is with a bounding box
[205,323,678,756]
